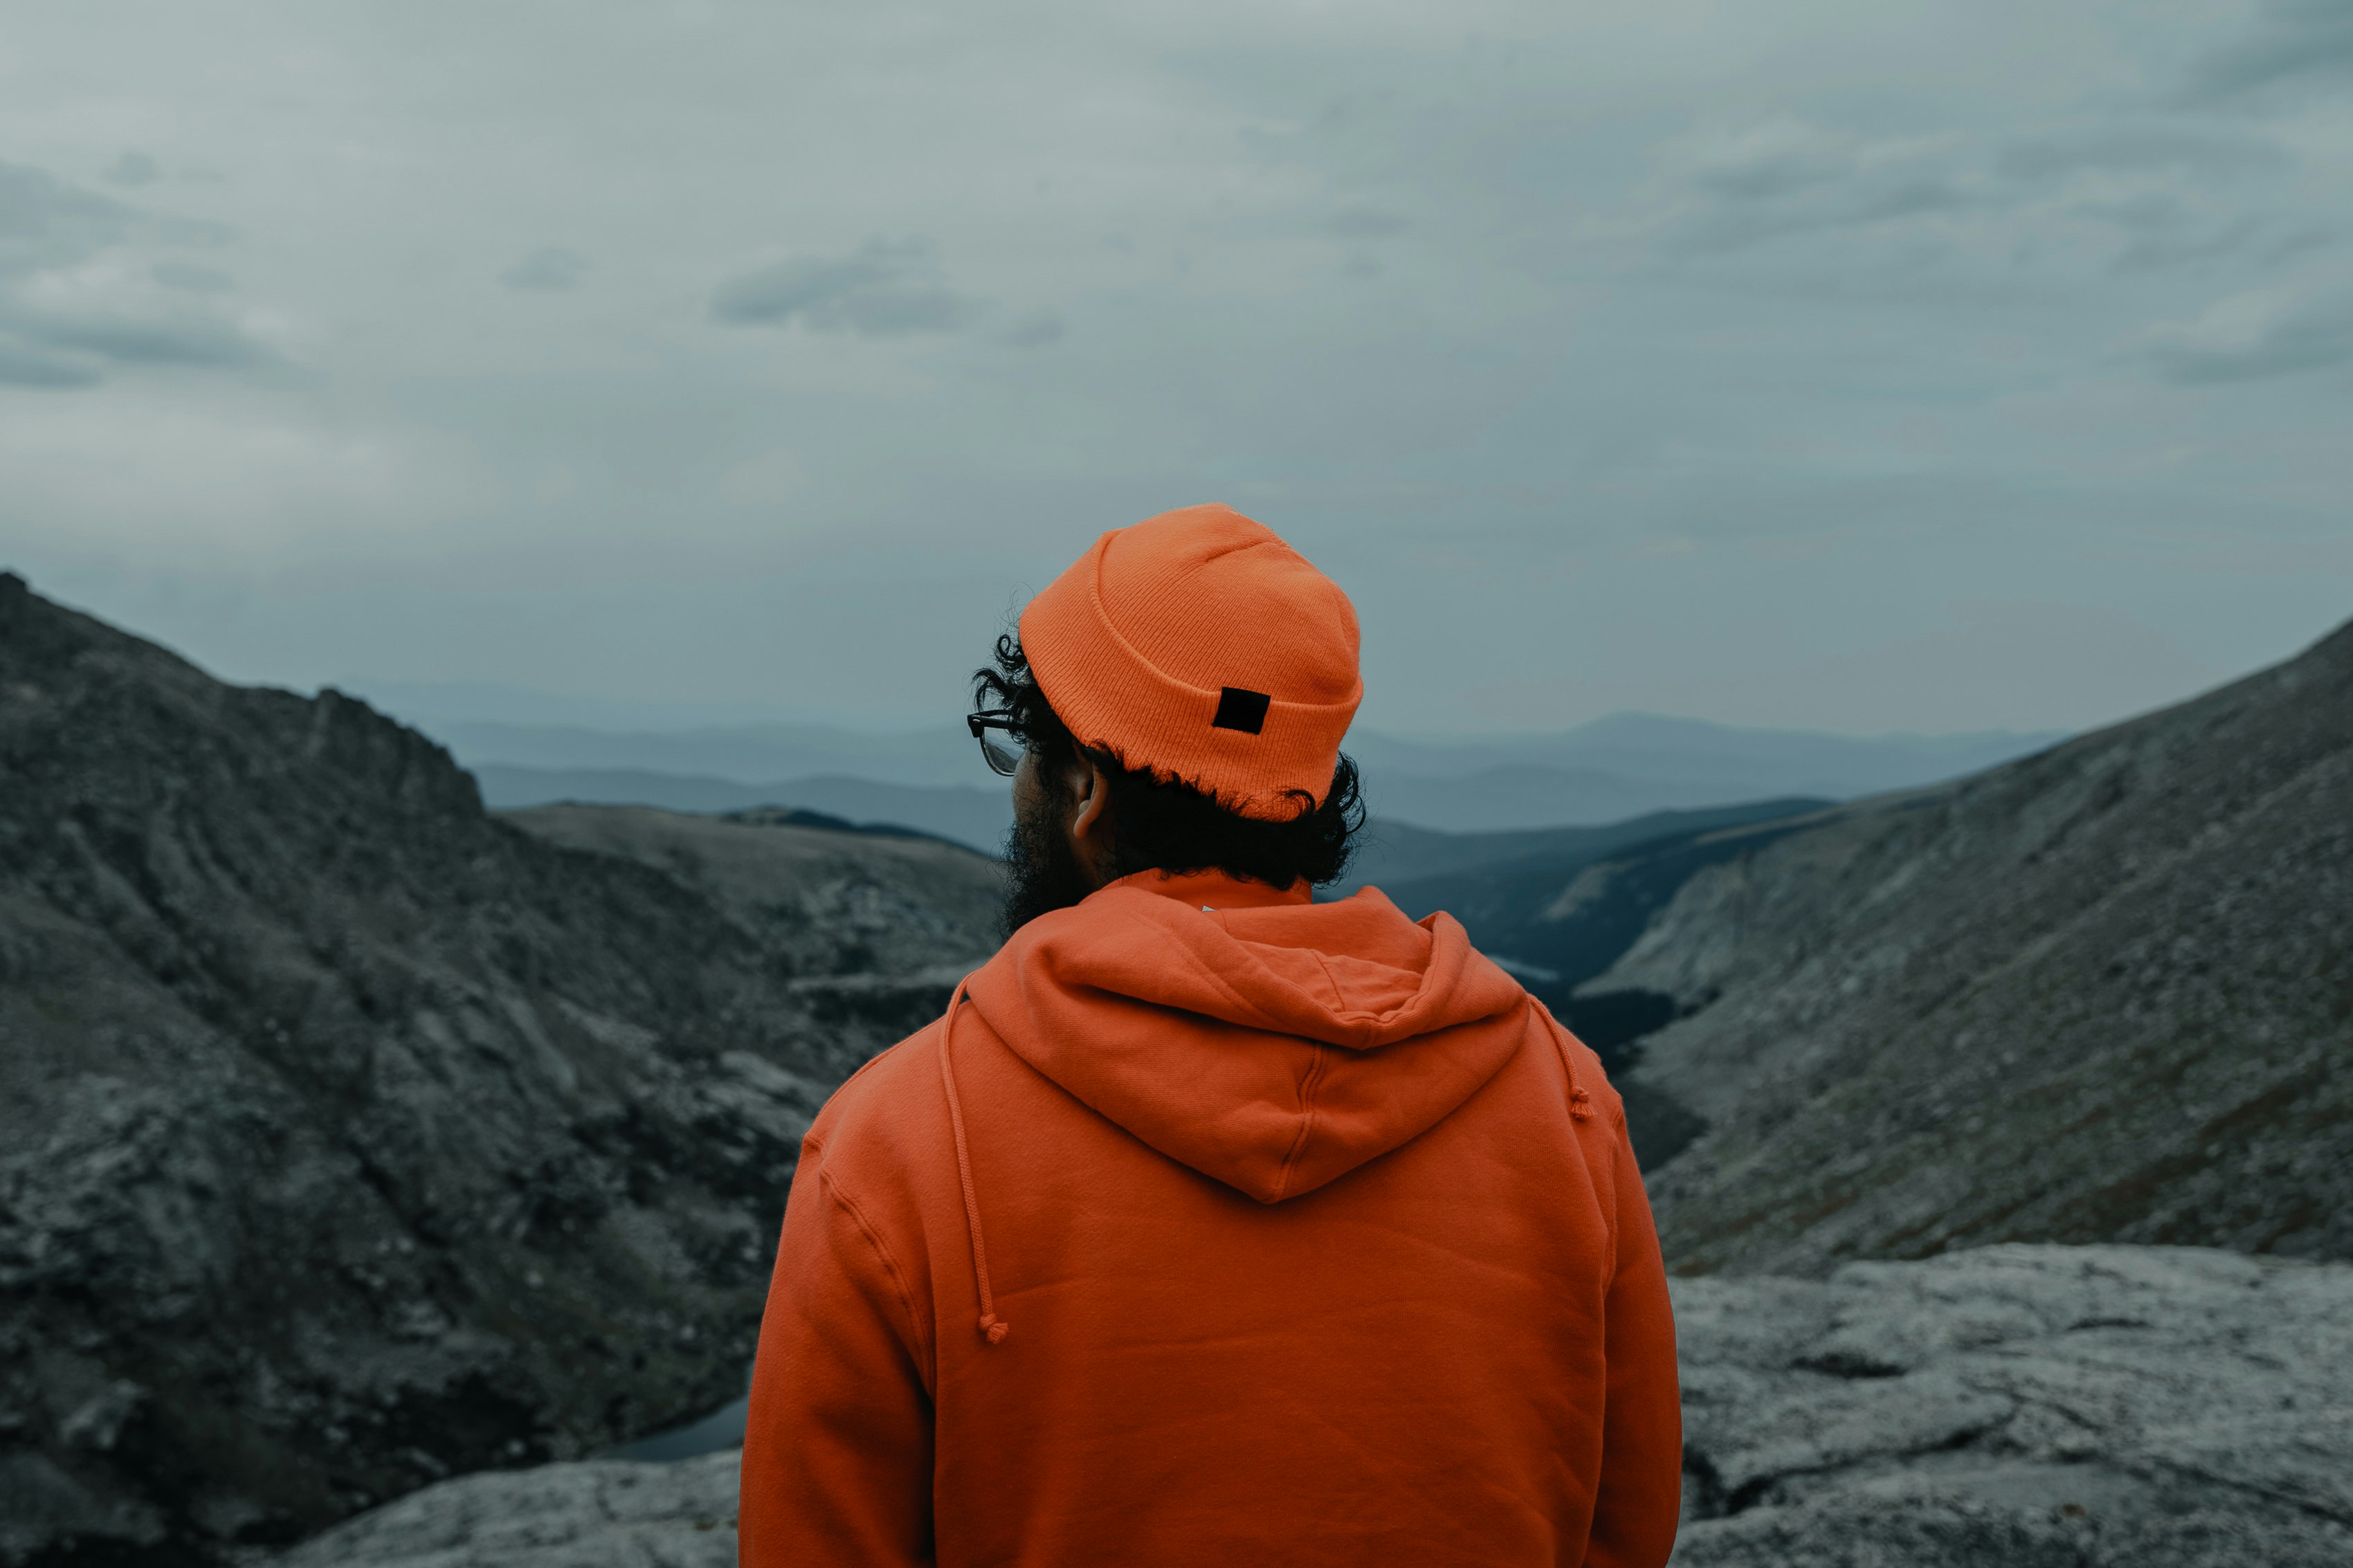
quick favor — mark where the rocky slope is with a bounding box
[1671,1244,2353,1566]
[273,1244,2353,1568]
[505,803,1001,1066]
[0,575,1001,1566]
[1583,616,2353,1275]
[275,1451,741,1568]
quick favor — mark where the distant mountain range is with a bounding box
[410,704,2066,848]
[1346,712,2066,791]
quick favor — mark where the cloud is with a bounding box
[9,0,2353,745]
[502,246,584,292]
[709,239,980,336]
[1649,118,1981,257]
[0,159,268,391]
[0,161,143,278]
[14,314,268,369]
[2142,285,2353,383]
[2078,195,2264,275]
[1326,206,1410,239]
[103,151,161,188]
[2181,0,2353,105]
[152,262,233,293]
[1001,311,1064,347]
[0,342,101,388]
[1635,102,2311,289]
[1995,123,2288,182]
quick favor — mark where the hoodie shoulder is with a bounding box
[803,1017,954,1177]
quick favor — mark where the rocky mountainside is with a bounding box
[272,1244,2353,1568]
[1581,616,2353,1276]
[0,576,1001,1566]
[1675,1244,2353,1565]
[504,803,1000,1057]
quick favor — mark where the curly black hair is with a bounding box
[974,633,1364,888]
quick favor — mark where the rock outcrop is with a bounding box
[0,576,1001,1565]
[275,1244,2353,1568]
[1583,616,2353,1275]
[1673,1244,2353,1565]
[503,803,1001,1075]
[275,1450,741,1568]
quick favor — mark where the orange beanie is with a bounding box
[1018,504,1361,821]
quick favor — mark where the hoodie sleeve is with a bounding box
[1581,1116,1684,1568]
[739,1142,936,1568]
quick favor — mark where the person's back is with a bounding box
[740,505,1681,1567]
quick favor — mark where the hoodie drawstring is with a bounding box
[1534,1004,1595,1122]
[938,981,1011,1345]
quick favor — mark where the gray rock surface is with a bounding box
[0,575,1001,1564]
[1672,1244,2353,1566]
[1584,615,2353,1275]
[273,1451,738,1568]
[502,802,1003,1069]
[276,1244,2353,1567]
[505,803,997,987]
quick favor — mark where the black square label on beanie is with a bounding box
[1212,687,1271,734]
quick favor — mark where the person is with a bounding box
[738,504,1682,1567]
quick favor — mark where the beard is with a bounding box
[998,780,1098,939]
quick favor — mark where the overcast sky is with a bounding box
[2,0,2347,739]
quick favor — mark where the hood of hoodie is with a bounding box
[963,868,1532,1203]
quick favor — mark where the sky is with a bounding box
[1,0,2348,740]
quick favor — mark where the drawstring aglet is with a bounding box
[979,1313,1011,1344]
[1568,1086,1594,1122]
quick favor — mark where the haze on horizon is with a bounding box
[1,0,2347,745]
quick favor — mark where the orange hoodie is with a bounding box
[739,869,1682,1567]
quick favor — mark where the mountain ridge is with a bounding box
[471,765,1017,854]
[0,573,1001,1565]
[1582,612,2353,1275]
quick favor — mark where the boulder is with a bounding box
[1674,1244,2353,1565]
[276,1450,739,1568]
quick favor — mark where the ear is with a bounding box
[1065,759,1115,870]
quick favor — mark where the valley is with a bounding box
[4,572,2347,1567]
